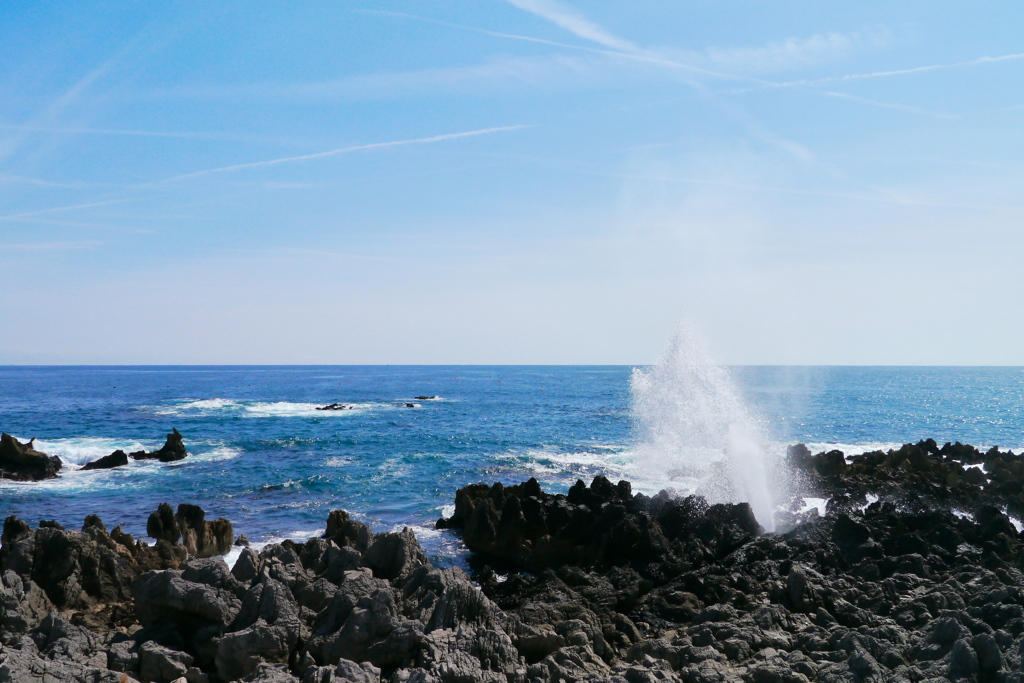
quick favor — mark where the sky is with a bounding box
[1,1,1023,365]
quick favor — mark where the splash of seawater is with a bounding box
[631,325,775,531]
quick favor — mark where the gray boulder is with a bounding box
[0,570,52,640]
[138,640,194,683]
[216,579,301,681]
[361,528,429,581]
[132,570,241,628]
[0,640,139,682]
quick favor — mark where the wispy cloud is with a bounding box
[5,217,154,235]
[160,125,528,181]
[491,4,760,83]
[0,240,101,252]
[616,171,1021,212]
[701,29,888,74]
[0,36,143,163]
[735,51,1024,91]
[0,123,312,145]
[0,174,109,189]
[0,199,130,222]
[821,91,957,119]
[146,55,601,101]
[360,8,762,85]
[502,0,638,52]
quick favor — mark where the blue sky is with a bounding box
[2,1,1023,364]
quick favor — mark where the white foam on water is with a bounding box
[221,547,246,569]
[31,436,152,467]
[800,442,904,459]
[325,456,354,467]
[0,436,243,496]
[391,523,442,540]
[151,398,240,415]
[952,509,973,521]
[799,497,829,516]
[440,504,456,518]
[999,507,1024,533]
[861,493,879,511]
[490,445,638,489]
[152,398,383,418]
[373,456,411,481]
[631,323,777,530]
[194,446,242,462]
[243,401,383,418]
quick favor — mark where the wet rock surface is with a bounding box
[0,433,62,481]
[131,428,189,462]
[82,449,130,471]
[5,440,1024,682]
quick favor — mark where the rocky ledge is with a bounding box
[4,441,1024,682]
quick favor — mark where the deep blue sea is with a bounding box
[2,366,1023,566]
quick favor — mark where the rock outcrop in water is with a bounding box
[0,433,62,481]
[131,428,189,462]
[6,441,1024,682]
[82,449,130,471]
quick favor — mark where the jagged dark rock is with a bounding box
[147,503,233,559]
[7,440,1024,682]
[0,432,61,481]
[315,403,352,411]
[131,427,188,462]
[82,449,129,471]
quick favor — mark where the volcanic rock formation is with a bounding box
[131,428,189,462]
[0,433,61,481]
[82,449,130,471]
[3,441,1024,682]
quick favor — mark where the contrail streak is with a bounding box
[162,125,528,181]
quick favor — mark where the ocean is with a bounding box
[2,365,1023,567]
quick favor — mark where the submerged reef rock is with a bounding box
[6,440,1024,682]
[316,403,352,411]
[82,449,129,471]
[0,432,61,481]
[130,427,188,462]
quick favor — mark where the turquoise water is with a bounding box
[2,366,1023,565]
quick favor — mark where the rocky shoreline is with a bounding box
[3,440,1024,682]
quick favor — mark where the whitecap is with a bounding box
[195,446,242,462]
[150,398,383,418]
[32,436,152,467]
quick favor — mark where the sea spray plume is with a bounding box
[630,324,775,530]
